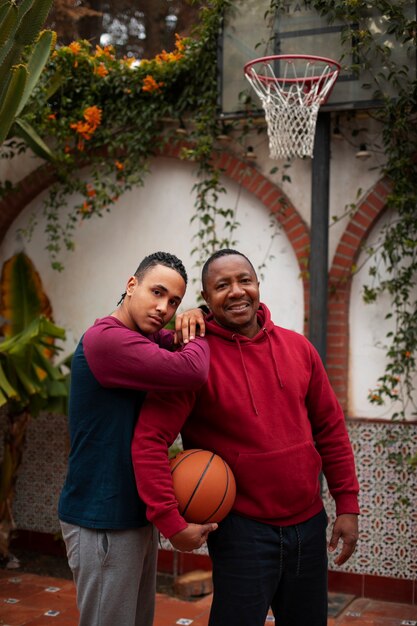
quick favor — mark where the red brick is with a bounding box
[247,173,266,194]
[336,243,356,258]
[348,222,367,238]
[341,231,362,248]
[354,210,372,229]
[259,182,276,202]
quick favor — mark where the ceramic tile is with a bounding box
[1,571,417,626]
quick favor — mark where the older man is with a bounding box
[132,248,359,626]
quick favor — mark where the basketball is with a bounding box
[169,449,236,524]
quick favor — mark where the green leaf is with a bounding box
[0,63,27,143]
[0,362,17,398]
[0,253,54,336]
[15,0,53,46]
[0,2,18,48]
[16,29,54,115]
[14,117,56,161]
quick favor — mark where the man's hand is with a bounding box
[328,513,359,566]
[174,308,206,345]
[170,522,218,552]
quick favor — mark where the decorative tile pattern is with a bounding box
[323,420,417,580]
[1,408,416,582]
[0,410,68,534]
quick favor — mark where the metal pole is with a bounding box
[309,111,331,366]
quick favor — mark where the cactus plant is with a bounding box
[0,0,58,159]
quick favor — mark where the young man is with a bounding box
[132,248,360,626]
[58,251,215,626]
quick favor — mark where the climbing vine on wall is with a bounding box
[3,0,236,272]
[306,2,416,473]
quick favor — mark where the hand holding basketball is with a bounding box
[170,522,218,552]
[169,449,236,524]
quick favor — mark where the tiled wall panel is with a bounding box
[1,412,416,581]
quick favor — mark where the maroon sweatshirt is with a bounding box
[132,303,359,538]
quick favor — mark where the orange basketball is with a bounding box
[169,449,236,524]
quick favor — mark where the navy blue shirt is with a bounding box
[58,316,209,529]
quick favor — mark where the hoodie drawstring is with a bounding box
[233,334,259,415]
[232,328,284,415]
[264,328,284,389]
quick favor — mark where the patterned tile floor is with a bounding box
[1,571,417,625]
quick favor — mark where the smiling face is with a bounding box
[115,264,186,334]
[202,254,260,338]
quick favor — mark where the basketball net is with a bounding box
[244,55,341,160]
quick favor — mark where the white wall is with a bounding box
[3,120,407,422]
[0,157,304,357]
[349,208,417,419]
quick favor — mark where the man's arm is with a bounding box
[83,323,209,392]
[306,345,360,516]
[131,389,217,549]
[305,344,360,564]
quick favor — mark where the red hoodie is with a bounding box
[132,303,359,539]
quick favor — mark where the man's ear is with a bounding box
[126,276,137,296]
[201,290,208,305]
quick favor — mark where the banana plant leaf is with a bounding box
[0,252,53,337]
[0,253,68,414]
[0,316,67,414]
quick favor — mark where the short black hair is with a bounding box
[117,251,187,305]
[134,251,187,284]
[201,248,256,290]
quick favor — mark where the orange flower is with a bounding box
[94,63,109,77]
[154,37,185,64]
[155,49,183,63]
[47,113,56,120]
[70,120,94,140]
[83,105,102,129]
[405,351,411,358]
[142,75,164,93]
[175,34,185,52]
[80,201,92,214]
[115,160,124,171]
[70,106,102,148]
[123,56,137,67]
[95,44,115,59]
[69,41,81,54]
[86,185,96,197]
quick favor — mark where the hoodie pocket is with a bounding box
[233,440,322,520]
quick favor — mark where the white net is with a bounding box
[245,56,340,160]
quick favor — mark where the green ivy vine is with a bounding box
[4,0,237,273]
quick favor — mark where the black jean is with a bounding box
[207,508,328,626]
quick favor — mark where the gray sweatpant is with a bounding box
[60,521,158,626]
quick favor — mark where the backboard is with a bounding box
[219,0,416,116]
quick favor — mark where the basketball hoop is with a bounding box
[244,55,341,160]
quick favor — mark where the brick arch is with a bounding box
[0,144,311,323]
[327,177,392,412]
[0,163,57,245]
